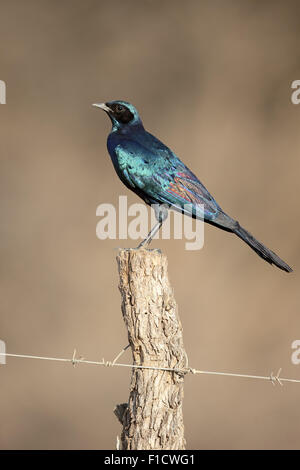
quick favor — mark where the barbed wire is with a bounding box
[1,349,300,386]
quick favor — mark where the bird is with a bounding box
[93,100,292,273]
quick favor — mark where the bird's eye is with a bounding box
[110,102,134,124]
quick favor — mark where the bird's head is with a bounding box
[93,100,143,131]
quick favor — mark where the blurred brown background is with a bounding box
[0,0,299,450]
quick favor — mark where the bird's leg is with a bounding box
[137,204,169,249]
[137,221,162,248]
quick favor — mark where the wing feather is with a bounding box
[115,140,220,221]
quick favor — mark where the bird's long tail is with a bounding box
[234,223,292,273]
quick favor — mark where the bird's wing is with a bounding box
[115,141,220,221]
[151,166,221,220]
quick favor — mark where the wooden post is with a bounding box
[115,248,187,450]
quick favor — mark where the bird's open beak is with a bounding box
[92,103,111,113]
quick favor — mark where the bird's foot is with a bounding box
[136,237,151,249]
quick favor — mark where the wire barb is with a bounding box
[112,344,130,365]
[270,368,283,387]
[71,349,85,367]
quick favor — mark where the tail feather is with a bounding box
[234,223,292,273]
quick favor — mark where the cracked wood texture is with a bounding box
[115,248,187,450]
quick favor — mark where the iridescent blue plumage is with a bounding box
[94,100,292,272]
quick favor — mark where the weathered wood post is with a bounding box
[115,248,187,450]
